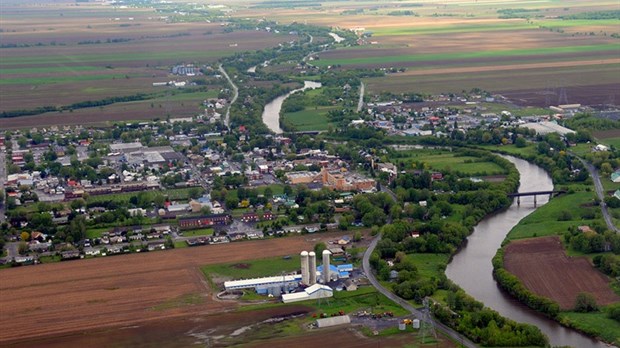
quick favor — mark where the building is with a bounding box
[281,284,333,304]
[224,274,302,291]
[241,212,259,223]
[178,214,231,229]
[316,315,351,328]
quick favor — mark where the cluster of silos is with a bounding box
[300,250,326,285]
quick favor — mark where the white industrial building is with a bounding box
[281,283,333,303]
[224,274,302,291]
[316,315,351,328]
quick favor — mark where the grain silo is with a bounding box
[300,251,309,285]
[322,249,332,283]
[308,251,317,285]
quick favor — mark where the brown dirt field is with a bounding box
[0,232,347,345]
[504,236,620,310]
[502,83,620,108]
[594,129,620,139]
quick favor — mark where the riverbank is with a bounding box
[446,155,608,347]
[262,81,322,134]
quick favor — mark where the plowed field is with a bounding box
[504,236,620,310]
[0,233,342,345]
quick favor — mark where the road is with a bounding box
[357,82,365,113]
[362,236,477,348]
[218,64,238,129]
[576,156,619,232]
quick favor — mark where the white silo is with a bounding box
[300,251,309,285]
[308,251,317,285]
[322,249,332,283]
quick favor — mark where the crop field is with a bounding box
[232,0,620,107]
[504,236,620,310]
[0,231,346,345]
[0,1,296,127]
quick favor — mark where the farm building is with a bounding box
[317,264,353,279]
[178,214,231,229]
[316,315,351,328]
[224,274,302,291]
[281,284,333,304]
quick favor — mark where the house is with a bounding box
[344,279,358,291]
[262,211,275,221]
[178,214,231,229]
[611,170,620,183]
[241,212,259,223]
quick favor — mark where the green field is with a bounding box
[599,136,620,149]
[407,253,450,280]
[393,149,506,175]
[180,228,214,237]
[560,311,620,346]
[315,43,619,67]
[201,255,302,280]
[506,191,600,240]
[283,106,335,131]
[86,187,204,205]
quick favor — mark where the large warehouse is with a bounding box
[281,284,333,303]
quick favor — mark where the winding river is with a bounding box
[262,81,322,134]
[446,156,608,348]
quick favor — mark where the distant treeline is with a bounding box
[251,1,322,9]
[562,10,620,20]
[387,10,419,16]
[497,8,540,19]
[1,33,191,49]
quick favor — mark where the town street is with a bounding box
[577,156,619,233]
[218,64,238,129]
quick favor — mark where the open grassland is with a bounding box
[506,191,601,240]
[504,236,620,310]
[202,254,302,281]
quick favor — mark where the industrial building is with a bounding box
[316,315,351,328]
[224,274,302,292]
[281,283,333,303]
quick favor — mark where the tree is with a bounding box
[353,231,362,242]
[20,231,30,241]
[18,242,29,255]
[314,242,326,255]
[70,198,86,210]
[515,137,527,148]
[574,292,598,312]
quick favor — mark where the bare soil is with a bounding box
[504,236,620,310]
[0,232,348,345]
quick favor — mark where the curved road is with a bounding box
[576,156,619,232]
[218,64,238,129]
[362,236,477,348]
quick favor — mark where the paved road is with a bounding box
[577,156,619,232]
[357,82,365,113]
[218,64,238,129]
[362,236,476,348]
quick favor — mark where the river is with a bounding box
[261,81,322,134]
[446,156,609,348]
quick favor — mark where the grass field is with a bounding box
[180,228,213,237]
[86,187,203,205]
[201,255,302,281]
[283,106,335,132]
[392,149,506,176]
[560,311,620,346]
[407,253,450,280]
[506,191,601,240]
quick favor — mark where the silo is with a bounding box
[300,251,309,285]
[308,251,317,285]
[412,319,420,329]
[322,249,332,283]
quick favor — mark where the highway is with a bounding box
[362,236,477,348]
[218,64,238,129]
[576,156,619,233]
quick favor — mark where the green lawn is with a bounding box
[85,227,110,239]
[181,228,214,237]
[87,187,203,205]
[599,136,620,149]
[506,191,600,240]
[560,311,620,346]
[407,253,450,280]
[283,106,335,132]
